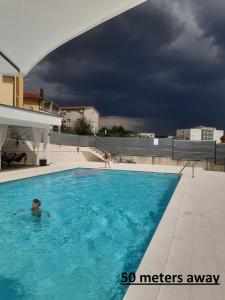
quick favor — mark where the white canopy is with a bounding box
[0,0,145,75]
[0,104,61,128]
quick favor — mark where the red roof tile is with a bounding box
[24,92,42,99]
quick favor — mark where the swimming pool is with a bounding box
[0,168,179,300]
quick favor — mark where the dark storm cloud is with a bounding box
[191,0,225,50]
[25,0,225,134]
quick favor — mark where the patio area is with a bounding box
[0,104,61,171]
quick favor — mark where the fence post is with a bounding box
[172,138,174,160]
[214,141,217,163]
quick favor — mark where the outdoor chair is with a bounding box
[13,153,27,164]
[2,153,17,165]
[1,151,6,161]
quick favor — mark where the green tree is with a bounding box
[61,123,73,134]
[73,117,93,135]
[98,126,109,136]
[98,126,137,137]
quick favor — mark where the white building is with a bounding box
[176,126,224,143]
[60,106,99,134]
[139,132,155,138]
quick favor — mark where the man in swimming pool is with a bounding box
[13,199,50,218]
[31,199,51,217]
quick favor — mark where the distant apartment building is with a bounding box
[60,106,99,134]
[139,132,155,138]
[176,126,224,143]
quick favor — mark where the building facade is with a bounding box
[24,91,44,112]
[176,126,224,143]
[60,106,99,134]
[24,91,60,116]
[0,74,24,108]
[138,132,155,138]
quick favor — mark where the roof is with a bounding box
[0,103,61,127]
[60,106,99,113]
[194,125,216,130]
[24,92,42,100]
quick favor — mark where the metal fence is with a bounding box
[172,140,216,161]
[49,132,225,165]
[95,136,173,156]
[50,132,96,147]
[6,128,225,165]
[215,144,225,165]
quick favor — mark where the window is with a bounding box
[67,119,71,123]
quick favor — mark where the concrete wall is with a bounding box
[117,154,225,172]
[118,155,203,167]
[81,150,102,162]
[48,144,87,163]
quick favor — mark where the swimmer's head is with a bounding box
[32,199,41,209]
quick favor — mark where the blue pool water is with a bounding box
[0,168,179,300]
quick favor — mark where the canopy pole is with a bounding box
[0,125,8,170]
[43,128,50,165]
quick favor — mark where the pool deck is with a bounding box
[0,162,225,300]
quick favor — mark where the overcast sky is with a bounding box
[25,0,225,135]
